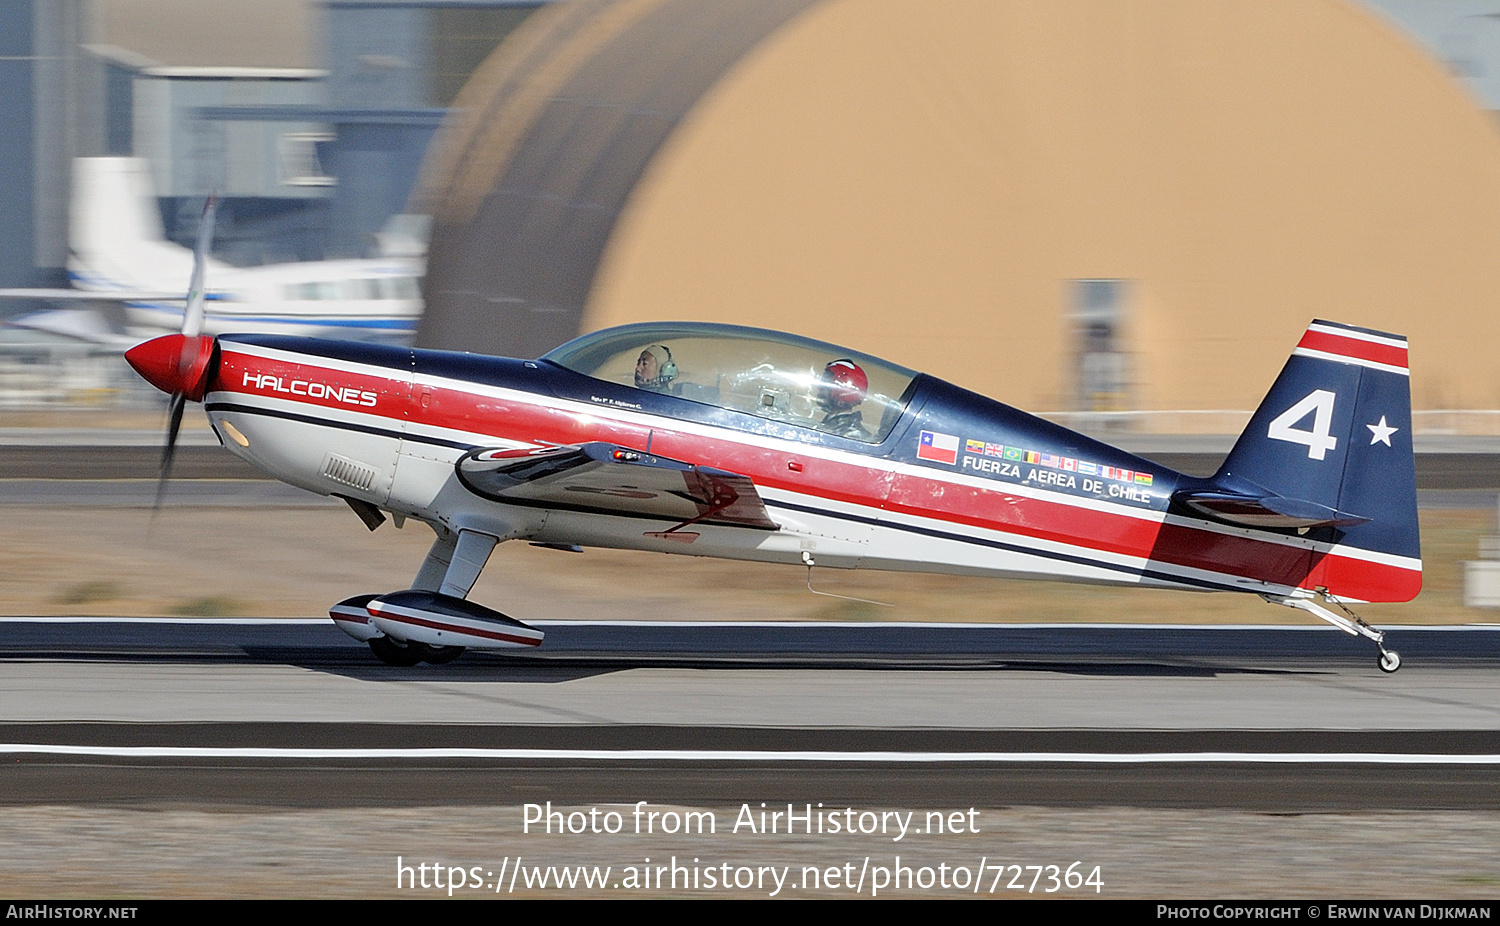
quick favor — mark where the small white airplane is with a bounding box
[0,158,424,347]
[126,199,1421,671]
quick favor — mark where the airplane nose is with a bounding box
[125,333,217,400]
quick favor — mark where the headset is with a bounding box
[635,344,677,389]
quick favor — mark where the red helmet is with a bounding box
[818,359,868,409]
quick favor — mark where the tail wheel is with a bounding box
[368,636,422,667]
[1378,649,1401,674]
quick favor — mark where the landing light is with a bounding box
[220,420,250,447]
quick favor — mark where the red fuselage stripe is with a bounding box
[212,348,1420,602]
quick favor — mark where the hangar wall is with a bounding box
[417,0,820,359]
[420,0,1500,418]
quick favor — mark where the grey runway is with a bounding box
[4,727,1500,810]
[5,616,1500,666]
[2,619,1498,808]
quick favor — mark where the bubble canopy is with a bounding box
[542,322,920,443]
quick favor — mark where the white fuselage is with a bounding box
[201,335,1418,603]
[108,258,424,341]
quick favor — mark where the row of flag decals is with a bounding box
[918,430,1153,486]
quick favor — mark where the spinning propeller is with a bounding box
[123,195,221,509]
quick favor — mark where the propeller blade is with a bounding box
[182,194,217,338]
[150,192,217,514]
[154,391,187,513]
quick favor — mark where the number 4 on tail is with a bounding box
[1267,389,1338,460]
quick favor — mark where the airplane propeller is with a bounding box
[123,194,220,511]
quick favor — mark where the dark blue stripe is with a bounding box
[219,334,415,370]
[204,401,476,451]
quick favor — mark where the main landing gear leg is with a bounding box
[1263,593,1401,673]
[436,529,499,600]
[411,529,459,593]
[366,528,499,666]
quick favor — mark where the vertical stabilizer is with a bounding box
[68,158,200,292]
[1212,320,1420,602]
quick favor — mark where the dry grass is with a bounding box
[0,502,1489,624]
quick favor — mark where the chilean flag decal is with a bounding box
[917,430,960,465]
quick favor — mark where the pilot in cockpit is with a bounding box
[634,345,678,393]
[815,358,872,439]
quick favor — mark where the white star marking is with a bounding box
[1367,416,1398,447]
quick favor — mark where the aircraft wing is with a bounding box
[2,307,140,350]
[455,442,780,531]
[0,288,180,301]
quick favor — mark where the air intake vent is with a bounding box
[322,454,377,491]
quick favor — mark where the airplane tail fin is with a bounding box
[68,157,196,291]
[1192,320,1420,602]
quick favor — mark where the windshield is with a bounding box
[544,322,919,443]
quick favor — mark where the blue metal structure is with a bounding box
[0,1,78,299]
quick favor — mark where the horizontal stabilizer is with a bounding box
[1175,490,1371,529]
[455,442,779,530]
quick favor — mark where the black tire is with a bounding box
[414,642,466,665]
[368,635,422,667]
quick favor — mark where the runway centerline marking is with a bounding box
[4,744,1500,764]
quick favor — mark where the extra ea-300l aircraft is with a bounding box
[125,207,1420,671]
